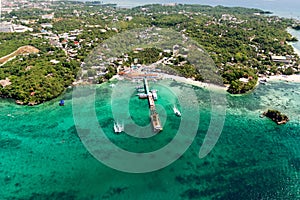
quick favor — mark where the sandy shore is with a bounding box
[293,47,300,57]
[162,74,227,91]
[287,28,300,56]
[116,72,300,92]
[266,74,300,83]
[166,73,300,91]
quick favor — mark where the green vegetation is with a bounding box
[52,19,83,34]
[123,48,162,66]
[131,4,299,93]
[223,66,258,94]
[1,2,300,104]
[98,66,117,84]
[0,33,43,58]
[121,48,204,80]
[0,42,79,105]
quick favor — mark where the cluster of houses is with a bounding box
[30,28,84,60]
[80,41,193,83]
[1,0,54,15]
[0,0,55,33]
[1,1,299,82]
[271,54,299,72]
[2,0,55,11]
[0,1,137,84]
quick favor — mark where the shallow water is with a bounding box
[0,79,299,199]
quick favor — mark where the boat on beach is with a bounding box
[259,79,268,85]
[173,105,181,117]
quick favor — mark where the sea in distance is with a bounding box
[1,1,300,200]
[103,0,300,19]
[102,0,300,57]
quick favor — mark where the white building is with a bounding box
[0,22,13,32]
[41,23,53,29]
[125,16,133,21]
[13,24,33,32]
[41,13,54,20]
[271,55,291,64]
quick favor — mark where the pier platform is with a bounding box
[143,78,163,133]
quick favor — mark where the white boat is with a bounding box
[173,105,181,117]
[137,93,148,99]
[114,121,124,133]
[151,90,158,100]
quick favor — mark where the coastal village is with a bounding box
[2,2,300,200]
[1,0,300,104]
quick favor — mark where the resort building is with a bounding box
[0,22,13,32]
[0,22,32,32]
[271,55,291,64]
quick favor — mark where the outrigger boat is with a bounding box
[173,105,181,117]
[114,121,124,133]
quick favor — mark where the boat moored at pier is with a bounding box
[136,78,163,133]
[151,90,158,100]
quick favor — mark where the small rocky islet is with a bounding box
[263,109,289,125]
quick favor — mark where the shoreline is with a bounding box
[259,28,300,84]
[161,74,227,91]
[107,73,300,91]
[162,73,300,92]
[287,28,300,57]
[3,73,300,106]
[265,74,300,83]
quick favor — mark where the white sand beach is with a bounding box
[293,48,300,57]
[266,74,300,83]
[162,74,227,91]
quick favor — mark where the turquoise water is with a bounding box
[2,1,300,199]
[0,79,300,199]
[288,28,300,55]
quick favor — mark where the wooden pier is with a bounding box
[143,78,163,133]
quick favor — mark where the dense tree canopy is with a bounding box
[1,2,299,104]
